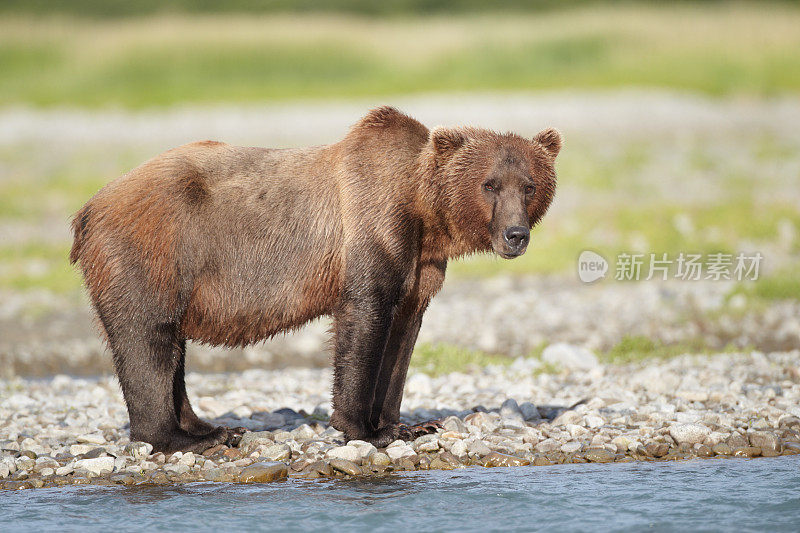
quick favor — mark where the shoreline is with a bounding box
[3,350,799,490]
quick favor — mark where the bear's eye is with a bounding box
[525,185,535,195]
[483,182,496,192]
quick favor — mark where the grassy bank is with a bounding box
[1,4,800,107]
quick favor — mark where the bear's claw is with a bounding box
[225,426,248,448]
[396,419,443,441]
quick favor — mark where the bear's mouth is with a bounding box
[498,250,524,259]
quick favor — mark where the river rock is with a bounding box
[291,424,317,440]
[464,412,497,432]
[442,416,467,433]
[346,440,377,460]
[552,410,583,426]
[585,449,615,463]
[727,433,749,449]
[519,402,541,421]
[413,434,440,453]
[164,464,190,475]
[483,452,530,467]
[306,460,333,476]
[74,457,115,476]
[542,343,599,371]
[329,459,361,476]
[645,443,670,458]
[386,443,415,460]
[55,465,74,476]
[783,442,800,455]
[669,424,710,445]
[611,435,637,452]
[368,452,391,466]
[260,444,291,462]
[535,438,560,453]
[238,462,288,483]
[733,447,761,458]
[585,415,604,428]
[500,399,522,418]
[239,431,274,450]
[203,468,233,482]
[111,474,136,485]
[326,445,361,463]
[69,444,95,456]
[712,442,732,455]
[124,442,153,461]
[84,448,107,459]
[77,433,106,445]
[695,445,713,458]
[748,431,781,455]
[468,440,492,457]
[450,440,468,457]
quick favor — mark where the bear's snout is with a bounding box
[499,225,530,258]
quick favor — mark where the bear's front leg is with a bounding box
[370,259,447,439]
[329,266,405,447]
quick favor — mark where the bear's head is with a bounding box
[425,126,561,259]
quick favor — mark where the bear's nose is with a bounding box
[503,226,530,250]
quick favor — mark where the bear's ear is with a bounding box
[533,128,563,157]
[430,127,466,157]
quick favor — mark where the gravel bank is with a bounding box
[2,350,799,490]
[3,278,799,377]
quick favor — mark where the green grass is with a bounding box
[409,342,551,376]
[598,335,740,364]
[1,4,800,107]
[0,243,77,293]
[408,337,738,375]
[4,0,781,18]
[410,343,514,375]
[728,268,800,302]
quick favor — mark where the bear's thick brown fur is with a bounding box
[69,106,561,452]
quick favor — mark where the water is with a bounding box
[2,456,799,532]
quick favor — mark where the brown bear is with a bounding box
[69,106,561,453]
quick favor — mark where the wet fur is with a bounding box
[70,106,561,452]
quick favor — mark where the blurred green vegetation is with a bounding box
[410,343,514,375]
[0,243,75,293]
[408,336,742,375]
[597,335,740,364]
[410,342,552,376]
[3,0,794,17]
[728,268,800,302]
[1,3,800,107]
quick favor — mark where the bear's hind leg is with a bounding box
[172,339,216,436]
[172,340,247,444]
[103,312,230,454]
